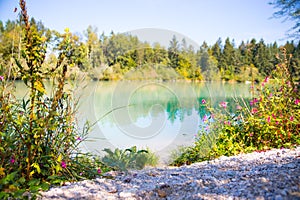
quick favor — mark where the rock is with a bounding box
[38,147,300,200]
[157,189,167,198]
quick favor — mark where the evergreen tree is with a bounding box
[168,35,180,68]
[269,0,300,39]
[253,39,273,76]
[220,37,236,80]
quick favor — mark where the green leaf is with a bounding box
[40,182,50,191]
[32,163,41,174]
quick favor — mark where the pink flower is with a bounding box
[250,98,258,106]
[201,99,206,104]
[220,101,227,109]
[295,99,300,105]
[251,108,258,114]
[263,76,269,83]
[267,116,271,123]
[205,126,210,131]
[202,115,208,122]
[10,157,15,164]
[97,168,102,174]
[249,133,253,137]
[61,161,67,168]
[224,121,231,126]
[290,116,294,121]
[0,76,3,81]
[76,136,82,141]
[236,105,242,110]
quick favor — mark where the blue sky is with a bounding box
[0,0,294,47]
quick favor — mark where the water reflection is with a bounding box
[14,81,251,163]
[79,81,250,162]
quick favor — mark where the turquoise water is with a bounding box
[77,81,251,163]
[15,81,251,163]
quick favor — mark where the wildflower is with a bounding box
[290,116,294,121]
[263,76,269,83]
[0,167,5,177]
[10,157,15,164]
[76,136,82,141]
[236,105,242,110]
[202,115,208,122]
[97,168,102,174]
[267,116,271,123]
[249,133,253,137]
[220,101,227,109]
[224,121,231,126]
[61,161,67,168]
[251,108,258,114]
[201,99,206,104]
[295,99,300,105]
[250,98,258,106]
[0,76,3,81]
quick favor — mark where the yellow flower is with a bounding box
[0,167,5,177]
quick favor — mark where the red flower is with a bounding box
[201,99,206,104]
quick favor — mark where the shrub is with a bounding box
[0,1,106,198]
[172,47,300,166]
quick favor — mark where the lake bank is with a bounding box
[38,146,300,200]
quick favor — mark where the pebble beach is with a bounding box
[38,147,300,200]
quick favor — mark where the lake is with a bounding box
[15,81,251,163]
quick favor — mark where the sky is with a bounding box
[0,0,295,48]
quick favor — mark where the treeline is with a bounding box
[1,18,300,82]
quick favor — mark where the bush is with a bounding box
[0,1,106,198]
[172,47,300,166]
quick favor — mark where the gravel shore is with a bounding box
[38,147,300,200]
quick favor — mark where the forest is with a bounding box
[1,18,300,82]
